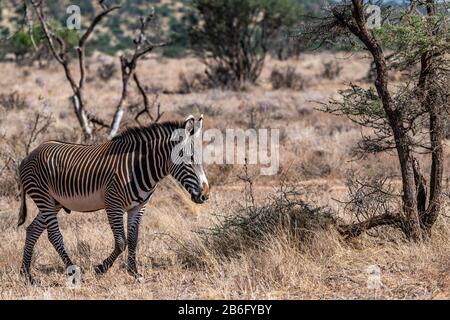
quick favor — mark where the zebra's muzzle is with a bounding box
[191,191,209,204]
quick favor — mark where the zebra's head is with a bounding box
[169,115,209,204]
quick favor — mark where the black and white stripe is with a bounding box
[17,116,209,283]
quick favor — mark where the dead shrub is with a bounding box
[270,67,305,90]
[246,100,281,129]
[0,91,29,110]
[97,63,117,81]
[0,111,53,197]
[321,60,343,80]
[299,149,333,178]
[206,164,234,186]
[339,171,404,238]
[173,182,336,268]
[0,137,18,198]
[176,103,222,118]
[296,107,313,117]
[178,72,208,94]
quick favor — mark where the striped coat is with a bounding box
[18,116,209,283]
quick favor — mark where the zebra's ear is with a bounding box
[192,114,203,138]
[197,114,203,130]
[184,115,195,136]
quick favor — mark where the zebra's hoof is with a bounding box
[135,276,145,284]
[128,270,142,278]
[127,268,142,279]
[94,264,106,275]
[23,274,38,286]
[26,277,39,286]
[20,269,37,286]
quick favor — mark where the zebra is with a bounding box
[17,115,209,284]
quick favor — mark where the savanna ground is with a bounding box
[1,52,450,299]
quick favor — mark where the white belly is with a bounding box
[51,189,105,212]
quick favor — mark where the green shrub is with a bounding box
[162,46,187,58]
[189,0,301,89]
[7,24,78,61]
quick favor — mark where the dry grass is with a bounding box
[1,187,450,299]
[1,52,450,299]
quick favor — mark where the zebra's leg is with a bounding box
[46,213,74,269]
[126,205,145,278]
[20,213,47,284]
[95,208,126,275]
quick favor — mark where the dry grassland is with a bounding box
[0,52,449,299]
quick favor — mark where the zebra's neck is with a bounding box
[110,125,177,191]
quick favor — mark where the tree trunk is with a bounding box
[418,0,443,237]
[422,100,444,236]
[396,146,422,240]
[72,95,93,140]
[346,0,424,240]
[108,106,125,139]
[108,58,132,139]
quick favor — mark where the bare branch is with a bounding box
[30,0,65,64]
[77,3,120,90]
[24,111,53,155]
[133,73,164,125]
[78,5,121,48]
[337,213,404,239]
[28,0,125,140]
[108,10,167,138]
[86,113,110,129]
[24,0,166,141]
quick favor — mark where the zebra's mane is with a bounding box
[112,121,184,141]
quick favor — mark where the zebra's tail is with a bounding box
[17,181,27,227]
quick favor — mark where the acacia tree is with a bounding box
[301,0,449,241]
[189,0,299,89]
[23,0,164,140]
